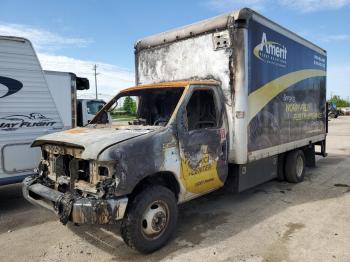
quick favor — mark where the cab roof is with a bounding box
[120,80,220,93]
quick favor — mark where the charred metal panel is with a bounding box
[71,197,127,224]
[33,127,153,159]
[23,175,128,224]
[175,86,228,199]
[135,11,241,50]
[136,31,236,163]
[137,32,232,97]
[98,125,186,202]
[178,128,227,197]
[230,24,249,164]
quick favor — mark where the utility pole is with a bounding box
[93,64,99,99]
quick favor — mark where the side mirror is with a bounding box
[76,77,90,90]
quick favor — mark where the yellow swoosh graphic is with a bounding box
[248,69,326,122]
[253,41,279,61]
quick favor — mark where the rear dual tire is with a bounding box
[284,150,305,183]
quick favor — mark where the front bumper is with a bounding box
[22,176,128,224]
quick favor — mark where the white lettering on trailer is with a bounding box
[254,32,288,67]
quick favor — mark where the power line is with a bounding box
[93,64,99,99]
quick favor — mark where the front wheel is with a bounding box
[120,185,178,253]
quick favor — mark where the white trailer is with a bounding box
[0,36,106,185]
[0,36,65,185]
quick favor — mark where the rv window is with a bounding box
[186,89,217,131]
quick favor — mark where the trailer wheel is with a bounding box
[120,185,178,253]
[285,150,305,183]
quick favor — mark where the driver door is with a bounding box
[177,85,228,197]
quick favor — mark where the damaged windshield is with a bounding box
[92,87,184,126]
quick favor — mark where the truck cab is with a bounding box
[77,99,110,126]
[22,80,229,253]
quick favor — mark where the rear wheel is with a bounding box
[285,150,305,183]
[121,185,178,253]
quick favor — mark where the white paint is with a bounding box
[232,28,249,164]
[162,145,188,203]
[0,83,8,97]
[248,134,326,162]
[0,37,64,181]
[44,71,73,129]
[3,144,41,173]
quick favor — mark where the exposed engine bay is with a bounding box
[23,143,127,225]
[38,144,115,197]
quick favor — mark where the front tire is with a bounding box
[121,185,178,253]
[285,150,305,183]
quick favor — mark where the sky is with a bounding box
[0,0,349,101]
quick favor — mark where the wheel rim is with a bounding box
[296,155,304,177]
[141,200,169,240]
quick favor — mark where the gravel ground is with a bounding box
[0,116,349,262]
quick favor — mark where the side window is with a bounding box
[109,96,138,123]
[87,101,106,115]
[186,89,217,131]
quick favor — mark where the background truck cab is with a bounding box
[77,99,109,126]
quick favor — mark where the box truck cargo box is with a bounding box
[135,9,327,165]
[23,8,327,253]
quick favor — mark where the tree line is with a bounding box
[329,95,350,107]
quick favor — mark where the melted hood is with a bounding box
[32,127,156,159]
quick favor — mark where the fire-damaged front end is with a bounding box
[22,83,189,227]
[23,141,128,224]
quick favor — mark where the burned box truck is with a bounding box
[23,8,327,253]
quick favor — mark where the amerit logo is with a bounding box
[253,32,287,67]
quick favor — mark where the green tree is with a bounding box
[123,96,137,115]
[329,95,350,107]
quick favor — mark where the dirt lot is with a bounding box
[0,117,349,262]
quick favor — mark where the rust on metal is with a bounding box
[64,128,90,134]
[120,80,220,93]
